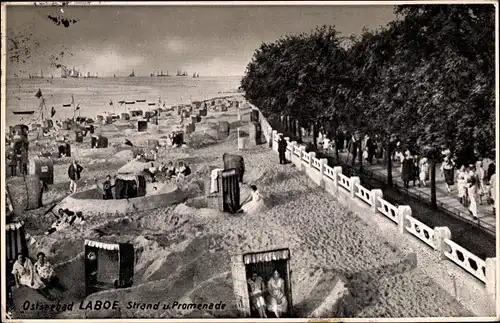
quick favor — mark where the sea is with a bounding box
[4,76,243,127]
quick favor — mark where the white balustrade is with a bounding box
[355,184,372,206]
[377,197,399,224]
[337,173,350,191]
[312,157,321,170]
[405,215,436,249]
[302,151,310,162]
[443,238,487,283]
[294,145,301,157]
[323,165,336,180]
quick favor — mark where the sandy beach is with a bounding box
[6,98,473,319]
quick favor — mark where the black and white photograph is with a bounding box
[1,1,498,321]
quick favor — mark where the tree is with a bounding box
[241,26,350,148]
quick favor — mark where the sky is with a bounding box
[6,3,397,77]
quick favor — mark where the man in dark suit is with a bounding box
[277,134,287,164]
[68,160,83,193]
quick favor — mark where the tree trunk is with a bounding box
[387,141,393,186]
[358,142,363,172]
[312,122,318,149]
[430,161,437,209]
[292,119,297,139]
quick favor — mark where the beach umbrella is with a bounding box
[117,159,149,175]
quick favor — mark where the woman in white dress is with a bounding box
[266,270,288,318]
[456,165,468,206]
[418,157,429,187]
[238,185,265,214]
[466,165,479,218]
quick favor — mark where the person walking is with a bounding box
[441,156,456,193]
[401,150,414,189]
[67,159,83,193]
[277,134,287,164]
[467,164,479,219]
[475,160,486,205]
[365,135,376,165]
[456,165,468,206]
[347,135,358,166]
[418,157,429,187]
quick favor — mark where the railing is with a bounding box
[444,238,487,283]
[355,184,372,206]
[338,173,350,191]
[323,165,336,180]
[294,146,301,157]
[302,152,310,162]
[311,158,321,170]
[405,215,436,249]
[377,197,399,224]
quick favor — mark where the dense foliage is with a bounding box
[240,4,495,207]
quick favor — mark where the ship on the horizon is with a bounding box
[84,72,99,78]
[152,69,170,77]
[129,70,135,77]
[192,72,200,78]
[61,67,81,78]
[29,69,44,79]
[176,70,188,76]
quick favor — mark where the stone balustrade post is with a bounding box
[433,226,452,259]
[333,167,342,193]
[284,137,291,160]
[370,189,383,213]
[318,158,327,187]
[269,128,275,148]
[349,176,360,198]
[397,205,411,235]
[485,257,496,300]
[308,152,316,167]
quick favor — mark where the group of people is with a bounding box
[397,150,496,218]
[44,208,85,235]
[6,131,29,177]
[147,160,192,183]
[11,252,66,300]
[247,270,288,318]
[443,157,496,218]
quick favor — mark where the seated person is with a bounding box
[165,161,176,179]
[238,185,265,214]
[267,270,288,318]
[148,162,158,182]
[34,252,67,291]
[176,162,191,181]
[248,272,267,318]
[12,254,53,300]
[44,208,84,235]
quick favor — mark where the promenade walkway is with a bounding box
[332,149,496,235]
